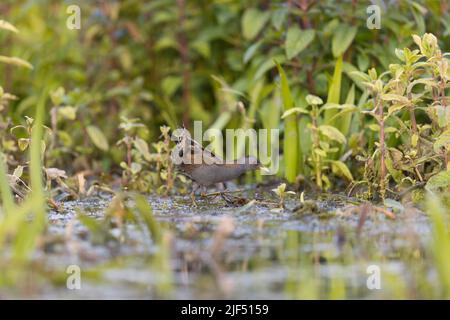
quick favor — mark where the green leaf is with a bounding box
[332,24,357,58]
[347,69,370,90]
[58,106,77,120]
[253,55,285,80]
[388,104,407,116]
[271,8,287,31]
[306,94,323,105]
[285,27,315,59]
[319,125,346,144]
[18,138,29,151]
[86,125,109,151]
[281,107,308,119]
[330,160,353,181]
[426,171,450,191]
[134,137,152,161]
[381,94,409,103]
[243,41,262,64]
[275,61,299,182]
[13,165,23,178]
[323,55,343,124]
[435,105,450,128]
[0,56,33,69]
[242,8,270,40]
[433,130,450,153]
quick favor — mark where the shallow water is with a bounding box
[2,189,434,299]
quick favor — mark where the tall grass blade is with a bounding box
[275,61,299,182]
[324,55,343,125]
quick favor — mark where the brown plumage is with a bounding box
[172,130,260,204]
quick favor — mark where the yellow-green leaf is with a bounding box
[319,125,346,144]
[285,27,315,59]
[331,160,353,181]
[0,20,19,33]
[241,8,270,40]
[86,125,109,151]
[0,55,33,69]
[58,106,77,120]
[426,171,450,191]
[332,24,357,57]
[281,107,308,119]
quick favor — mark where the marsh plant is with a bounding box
[117,120,183,194]
[353,33,450,200]
[0,1,450,299]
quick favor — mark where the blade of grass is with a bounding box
[0,153,14,213]
[13,91,48,262]
[275,61,299,181]
[323,55,343,125]
[427,193,450,297]
[338,84,355,136]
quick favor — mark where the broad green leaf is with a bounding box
[134,137,152,161]
[381,94,409,103]
[13,165,23,178]
[162,76,182,97]
[306,94,323,105]
[435,105,450,128]
[388,104,407,116]
[433,130,450,153]
[321,103,354,111]
[330,160,353,181]
[281,107,308,119]
[426,171,450,191]
[58,106,77,120]
[254,55,285,80]
[385,151,403,184]
[285,27,315,59]
[332,24,357,58]
[50,87,65,106]
[242,8,270,40]
[243,41,262,64]
[18,138,29,151]
[271,8,287,31]
[319,125,346,144]
[86,125,109,151]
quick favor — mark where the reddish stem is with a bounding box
[377,95,386,199]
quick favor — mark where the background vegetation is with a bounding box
[0,0,449,299]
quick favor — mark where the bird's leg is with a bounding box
[190,182,200,207]
[217,182,233,204]
[200,185,208,197]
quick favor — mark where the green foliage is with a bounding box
[276,62,299,182]
[359,33,450,200]
[0,0,448,193]
[0,2,449,298]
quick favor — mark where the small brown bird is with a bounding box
[172,130,260,205]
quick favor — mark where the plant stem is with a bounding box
[312,105,322,190]
[407,92,417,134]
[439,60,448,170]
[377,95,386,200]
